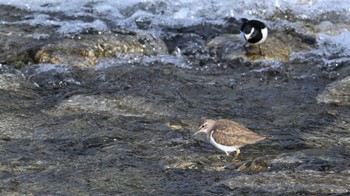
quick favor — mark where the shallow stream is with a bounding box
[0,0,350,194]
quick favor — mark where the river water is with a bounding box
[0,0,350,194]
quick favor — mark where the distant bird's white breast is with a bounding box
[256,27,268,44]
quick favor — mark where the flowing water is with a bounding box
[0,0,350,194]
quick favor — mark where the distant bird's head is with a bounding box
[240,18,254,40]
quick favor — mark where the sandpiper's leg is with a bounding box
[235,149,241,157]
[225,151,230,156]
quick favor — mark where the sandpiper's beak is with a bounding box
[192,131,201,137]
[192,128,205,137]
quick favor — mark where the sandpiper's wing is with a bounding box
[212,119,266,146]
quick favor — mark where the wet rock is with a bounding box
[0,5,168,67]
[164,161,199,170]
[208,29,316,62]
[0,66,25,91]
[206,183,233,194]
[44,94,171,117]
[0,24,49,67]
[161,21,241,67]
[161,18,316,64]
[164,23,228,41]
[0,32,169,68]
[269,149,350,173]
[0,64,38,99]
[0,5,31,22]
[34,33,168,67]
[224,171,350,194]
[236,158,269,172]
[121,1,167,17]
[162,31,215,67]
[317,76,350,105]
[295,158,332,172]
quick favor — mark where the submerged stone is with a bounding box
[224,171,350,194]
[317,76,350,105]
[0,6,168,68]
[34,33,168,67]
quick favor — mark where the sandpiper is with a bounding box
[193,119,266,156]
[240,18,268,55]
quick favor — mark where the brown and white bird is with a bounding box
[193,119,266,156]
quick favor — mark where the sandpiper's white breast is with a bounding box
[209,131,240,153]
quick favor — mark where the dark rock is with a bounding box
[317,76,350,105]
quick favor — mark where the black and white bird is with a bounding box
[240,18,268,55]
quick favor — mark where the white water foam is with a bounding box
[1,0,348,34]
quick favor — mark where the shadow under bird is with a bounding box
[193,119,266,156]
[240,18,268,55]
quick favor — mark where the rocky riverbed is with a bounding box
[0,1,350,195]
